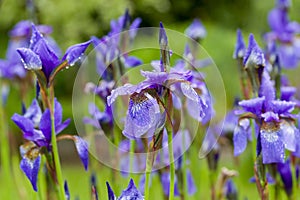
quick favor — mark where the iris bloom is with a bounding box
[12,99,89,190]
[265,0,300,68]
[235,70,299,163]
[107,179,144,200]
[16,23,90,84]
[0,20,60,79]
[184,19,207,41]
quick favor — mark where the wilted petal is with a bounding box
[118,179,143,200]
[106,182,116,200]
[260,126,285,164]
[20,151,41,191]
[17,48,42,70]
[62,40,91,66]
[74,136,89,170]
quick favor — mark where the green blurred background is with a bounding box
[1,0,300,199]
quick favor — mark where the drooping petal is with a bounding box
[20,151,41,191]
[74,136,89,170]
[123,93,160,139]
[62,40,91,66]
[280,120,297,152]
[16,48,42,70]
[118,179,143,200]
[233,118,250,156]
[260,124,285,164]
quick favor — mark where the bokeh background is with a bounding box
[1,0,300,199]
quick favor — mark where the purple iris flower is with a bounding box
[106,179,144,200]
[0,20,60,79]
[265,0,300,68]
[11,98,89,190]
[237,70,299,163]
[277,158,293,197]
[17,23,90,82]
[12,98,70,148]
[184,19,207,41]
[91,10,142,81]
[83,103,113,129]
[224,179,238,200]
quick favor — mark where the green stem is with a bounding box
[50,98,65,200]
[0,83,11,192]
[144,152,153,200]
[167,129,175,200]
[129,139,135,174]
[181,132,188,200]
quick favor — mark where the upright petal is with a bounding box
[185,19,207,41]
[20,151,41,191]
[39,109,52,143]
[118,179,143,200]
[233,29,245,59]
[243,34,266,67]
[106,182,116,200]
[62,40,91,66]
[159,22,168,47]
[74,136,89,170]
[64,181,70,200]
[259,71,275,110]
